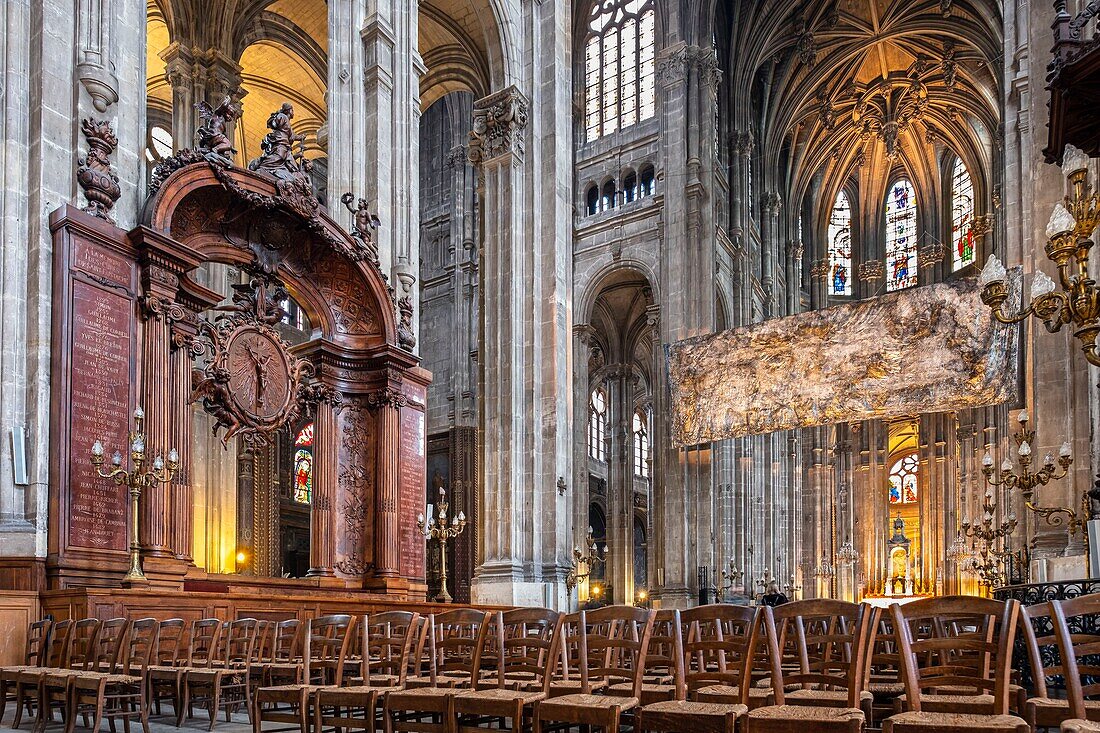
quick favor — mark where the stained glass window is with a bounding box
[584,0,655,142]
[827,191,852,296]
[950,158,975,271]
[293,422,314,504]
[885,180,918,291]
[589,388,608,462]
[632,409,649,478]
[888,453,919,504]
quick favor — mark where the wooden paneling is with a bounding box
[0,591,41,665]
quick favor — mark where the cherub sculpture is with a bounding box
[195,97,239,165]
[340,192,381,264]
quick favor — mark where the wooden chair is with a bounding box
[181,618,259,730]
[881,596,1028,733]
[865,614,904,725]
[1050,593,1100,733]
[744,599,876,733]
[607,610,684,705]
[545,612,589,698]
[638,604,761,733]
[149,618,220,722]
[65,618,159,733]
[402,616,437,689]
[251,614,356,733]
[450,609,562,733]
[13,619,99,729]
[532,605,657,733]
[1020,601,1099,731]
[38,619,128,731]
[247,622,275,696]
[255,620,304,688]
[313,611,421,733]
[0,619,53,723]
[383,609,491,733]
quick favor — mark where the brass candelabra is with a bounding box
[718,557,745,597]
[90,406,179,584]
[565,527,606,591]
[960,484,1017,588]
[418,483,466,603]
[982,409,1077,535]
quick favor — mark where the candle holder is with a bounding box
[417,483,466,603]
[90,407,179,584]
[718,557,744,598]
[566,527,606,591]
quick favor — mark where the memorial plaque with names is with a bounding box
[67,281,131,550]
[398,404,426,578]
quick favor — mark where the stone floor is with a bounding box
[3,705,257,733]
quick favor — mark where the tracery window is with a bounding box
[950,158,975,271]
[588,387,608,462]
[885,179,918,291]
[293,423,314,504]
[632,409,649,478]
[888,453,918,505]
[827,191,852,297]
[584,0,655,142]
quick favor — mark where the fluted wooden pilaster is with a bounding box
[308,399,337,576]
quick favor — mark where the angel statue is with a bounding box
[195,97,239,166]
[248,102,308,182]
[340,193,381,264]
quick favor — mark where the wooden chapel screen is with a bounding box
[48,163,429,598]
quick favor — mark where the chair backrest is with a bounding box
[409,615,434,680]
[428,608,491,686]
[222,618,259,668]
[116,618,160,676]
[1020,602,1057,699]
[680,604,760,704]
[554,612,584,684]
[646,610,686,698]
[23,619,52,666]
[304,614,355,685]
[186,618,223,667]
[483,608,562,694]
[764,599,876,708]
[43,619,73,668]
[579,605,657,696]
[90,618,130,671]
[154,619,187,665]
[1051,593,1100,720]
[250,620,274,664]
[66,618,103,671]
[362,611,420,685]
[868,613,902,687]
[891,595,1020,715]
[269,619,303,664]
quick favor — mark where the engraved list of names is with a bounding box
[68,279,131,551]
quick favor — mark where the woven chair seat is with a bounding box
[73,673,142,687]
[318,684,401,696]
[548,679,607,697]
[691,684,771,709]
[896,693,995,715]
[786,689,874,706]
[606,681,677,705]
[1027,696,1100,727]
[641,698,747,733]
[1063,719,1100,733]
[870,682,905,696]
[882,711,1029,733]
[454,687,545,715]
[537,693,641,721]
[386,686,457,713]
[747,704,864,733]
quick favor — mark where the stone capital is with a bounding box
[468,86,529,165]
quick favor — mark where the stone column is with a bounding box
[161,44,243,154]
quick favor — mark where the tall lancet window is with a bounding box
[632,409,649,478]
[951,158,975,270]
[885,179,918,291]
[589,387,608,461]
[827,191,852,296]
[888,453,919,505]
[584,0,656,142]
[293,422,314,504]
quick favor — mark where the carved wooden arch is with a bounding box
[143,163,397,348]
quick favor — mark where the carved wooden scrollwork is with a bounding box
[189,277,316,450]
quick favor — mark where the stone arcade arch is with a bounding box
[48,162,429,600]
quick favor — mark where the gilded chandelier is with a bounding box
[982,409,1078,534]
[979,145,1100,367]
[90,407,179,583]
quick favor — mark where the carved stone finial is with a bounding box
[397,296,417,351]
[77,118,121,222]
[468,87,529,164]
[340,193,381,266]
